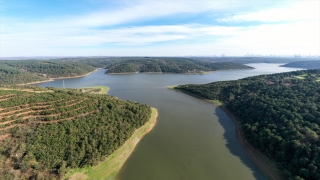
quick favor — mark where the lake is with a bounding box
[36,63,303,180]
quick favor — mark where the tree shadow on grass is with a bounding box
[214,107,267,180]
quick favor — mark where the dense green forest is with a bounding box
[176,70,320,180]
[0,87,151,179]
[105,58,253,73]
[0,57,252,85]
[281,60,320,69]
[0,58,120,85]
[0,62,47,85]
[2,60,97,78]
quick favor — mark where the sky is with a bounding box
[0,0,319,57]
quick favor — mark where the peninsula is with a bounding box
[0,86,157,179]
[174,69,320,180]
[105,58,253,74]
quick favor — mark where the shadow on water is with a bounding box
[214,107,267,180]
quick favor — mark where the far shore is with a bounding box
[65,108,158,180]
[169,87,282,180]
[107,67,253,75]
[18,68,101,85]
[108,71,215,75]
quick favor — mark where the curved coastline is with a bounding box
[65,108,158,180]
[169,87,282,180]
[108,71,225,75]
[107,67,254,75]
[21,69,158,179]
[18,68,101,85]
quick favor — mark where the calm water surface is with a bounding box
[37,64,303,180]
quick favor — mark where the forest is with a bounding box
[281,60,320,69]
[0,62,47,85]
[105,58,253,73]
[0,57,252,85]
[1,60,97,78]
[0,86,152,179]
[176,70,320,180]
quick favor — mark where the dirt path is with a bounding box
[31,110,98,124]
[0,120,15,125]
[0,134,11,140]
[0,124,22,131]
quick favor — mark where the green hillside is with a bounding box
[281,60,320,69]
[0,87,151,179]
[0,62,47,85]
[176,69,320,180]
[105,58,253,74]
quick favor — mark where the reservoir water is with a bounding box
[36,64,303,180]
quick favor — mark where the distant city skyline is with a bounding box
[1,0,319,57]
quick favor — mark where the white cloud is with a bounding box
[0,24,242,49]
[219,1,319,22]
[0,0,319,56]
[217,21,320,53]
[47,0,237,28]
[1,20,318,56]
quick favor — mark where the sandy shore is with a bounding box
[171,87,282,180]
[19,68,101,85]
[66,108,158,180]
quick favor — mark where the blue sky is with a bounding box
[1,0,319,57]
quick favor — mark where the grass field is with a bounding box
[294,74,320,82]
[294,74,308,79]
[92,86,110,94]
[65,108,158,180]
[209,99,224,106]
[166,86,176,90]
[81,86,110,94]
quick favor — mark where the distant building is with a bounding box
[221,54,225,57]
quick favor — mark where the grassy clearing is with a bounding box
[294,74,308,79]
[81,86,110,94]
[65,108,158,180]
[166,86,176,90]
[91,86,110,94]
[209,99,224,106]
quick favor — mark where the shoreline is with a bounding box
[107,67,253,75]
[108,71,214,75]
[19,68,101,85]
[170,87,282,180]
[65,108,158,180]
[218,106,282,180]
